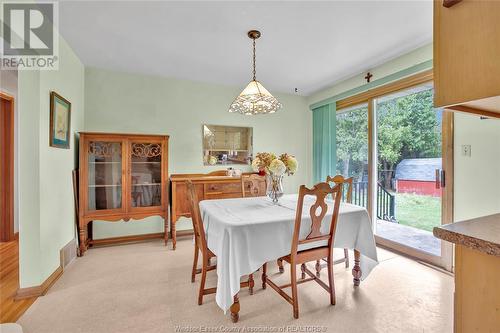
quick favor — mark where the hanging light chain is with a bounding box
[252,37,256,81]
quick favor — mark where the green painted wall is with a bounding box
[308,43,433,106]
[84,68,312,237]
[17,34,85,288]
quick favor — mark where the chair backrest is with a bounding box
[326,175,353,204]
[186,180,208,254]
[241,174,264,197]
[291,182,343,256]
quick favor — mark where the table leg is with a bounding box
[352,249,362,286]
[230,294,240,323]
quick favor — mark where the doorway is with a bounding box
[0,92,14,242]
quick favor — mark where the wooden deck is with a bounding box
[0,238,37,323]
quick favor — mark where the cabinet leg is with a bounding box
[78,227,87,256]
[172,220,177,250]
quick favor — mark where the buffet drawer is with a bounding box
[204,182,242,195]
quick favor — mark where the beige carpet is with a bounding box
[18,239,453,333]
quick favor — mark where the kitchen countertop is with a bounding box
[433,213,500,257]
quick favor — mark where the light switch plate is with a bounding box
[462,144,471,157]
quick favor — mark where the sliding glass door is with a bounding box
[373,84,449,264]
[333,72,453,271]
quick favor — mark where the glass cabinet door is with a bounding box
[130,142,162,208]
[87,141,123,211]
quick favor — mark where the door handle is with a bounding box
[435,169,446,189]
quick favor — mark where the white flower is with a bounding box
[268,159,286,176]
[287,157,298,175]
[251,157,261,172]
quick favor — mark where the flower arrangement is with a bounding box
[252,152,298,203]
[252,152,298,176]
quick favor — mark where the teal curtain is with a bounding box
[312,103,336,183]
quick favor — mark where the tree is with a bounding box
[376,89,440,189]
[335,106,368,182]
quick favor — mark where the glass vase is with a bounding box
[266,173,284,204]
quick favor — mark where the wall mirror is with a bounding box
[202,125,253,165]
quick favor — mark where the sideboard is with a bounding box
[78,132,169,255]
[170,171,266,249]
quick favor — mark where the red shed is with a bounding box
[394,158,442,197]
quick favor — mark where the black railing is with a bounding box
[349,181,396,223]
[377,183,396,222]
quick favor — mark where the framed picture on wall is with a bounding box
[49,91,71,148]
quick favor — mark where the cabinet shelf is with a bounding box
[132,183,161,186]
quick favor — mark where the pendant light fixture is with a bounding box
[229,30,282,115]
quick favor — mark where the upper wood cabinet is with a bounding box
[434,0,500,113]
[78,132,169,255]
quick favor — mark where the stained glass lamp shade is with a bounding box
[229,30,282,115]
[229,80,282,115]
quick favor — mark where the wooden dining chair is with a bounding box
[277,175,353,275]
[241,174,264,197]
[186,180,255,305]
[263,182,343,319]
[314,175,354,276]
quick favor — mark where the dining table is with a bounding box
[199,193,379,322]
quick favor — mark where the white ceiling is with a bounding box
[58,1,432,96]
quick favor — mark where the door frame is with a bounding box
[0,91,15,242]
[335,70,454,271]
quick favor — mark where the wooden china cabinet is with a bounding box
[78,132,169,255]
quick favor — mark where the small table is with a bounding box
[199,194,379,322]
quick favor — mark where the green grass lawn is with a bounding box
[395,193,441,232]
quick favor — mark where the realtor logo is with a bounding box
[1,2,58,70]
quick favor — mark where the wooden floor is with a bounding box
[0,238,36,323]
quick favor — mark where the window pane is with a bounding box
[87,141,122,210]
[336,103,368,208]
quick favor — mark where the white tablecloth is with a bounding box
[199,194,379,312]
